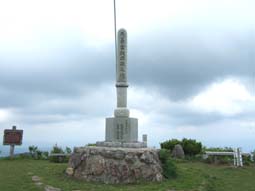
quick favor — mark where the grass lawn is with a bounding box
[0,158,255,191]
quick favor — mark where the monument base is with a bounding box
[96,141,146,148]
[66,146,163,184]
[105,117,138,142]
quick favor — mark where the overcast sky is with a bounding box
[0,0,255,153]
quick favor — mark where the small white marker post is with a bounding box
[142,134,147,147]
[234,148,243,167]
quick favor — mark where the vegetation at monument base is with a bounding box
[0,158,255,191]
[160,138,255,165]
[160,138,202,157]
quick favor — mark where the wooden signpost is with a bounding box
[3,126,23,158]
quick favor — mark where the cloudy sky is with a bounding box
[0,0,254,153]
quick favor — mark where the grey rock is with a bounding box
[68,153,82,169]
[67,146,163,184]
[35,182,43,186]
[112,150,125,160]
[44,185,61,191]
[32,176,41,182]
[125,152,138,163]
[66,167,74,176]
[171,144,185,159]
[140,151,155,164]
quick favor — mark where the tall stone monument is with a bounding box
[67,29,162,184]
[97,29,145,148]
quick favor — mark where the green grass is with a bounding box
[0,158,255,191]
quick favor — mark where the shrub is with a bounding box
[28,145,49,160]
[203,147,235,165]
[159,149,171,163]
[49,144,71,163]
[87,143,97,146]
[252,150,255,162]
[243,155,253,166]
[204,155,233,165]
[182,138,202,156]
[65,147,72,154]
[28,145,38,158]
[204,147,233,152]
[51,144,64,154]
[162,159,177,179]
[160,138,202,157]
[160,139,181,151]
[41,151,49,160]
[158,149,177,179]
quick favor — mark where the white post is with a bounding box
[237,148,240,167]
[250,153,254,162]
[233,149,237,166]
[238,148,243,167]
[142,134,147,147]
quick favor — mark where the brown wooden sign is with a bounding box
[3,129,23,145]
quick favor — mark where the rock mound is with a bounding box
[67,146,163,184]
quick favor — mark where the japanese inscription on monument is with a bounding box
[117,29,127,83]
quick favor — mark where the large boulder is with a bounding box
[171,144,185,159]
[67,146,163,184]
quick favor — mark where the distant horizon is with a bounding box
[1,139,254,157]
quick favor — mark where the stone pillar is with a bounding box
[115,29,129,117]
[100,29,144,148]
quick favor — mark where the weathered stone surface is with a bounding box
[44,185,61,191]
[105,117,138,143]
[32,176,41,182]
[35,182,43,186]
[172,144,185,159]
[96,141,146,148]
[67,146,163,184]
[66,167,74,176]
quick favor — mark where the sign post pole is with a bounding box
[9,126,16,158]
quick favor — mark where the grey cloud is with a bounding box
[0,17,254,129]
[1,26,254,109]
[128,29,255,100]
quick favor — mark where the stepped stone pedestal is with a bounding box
[66,146,163,184]
[67,29,163,184]
[96,116,146,148]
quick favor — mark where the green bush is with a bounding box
[158,149,177,179]
[87,143,97,146]
[160,138,202,157]
[49,144,71,163]
[243,155,253,166]
[28,145,49,160]
[162,159,177,179]
[204,147,233,152]
[159,149,171,163]
[182,138,202,156]
[205,155,233,165]
[28,145,38,158]
[65,147,72,154]
[160,139,181,151]
[51,144,64,154]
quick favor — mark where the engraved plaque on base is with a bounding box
[105,117,138,142]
